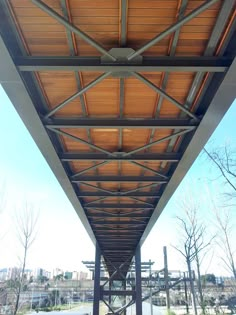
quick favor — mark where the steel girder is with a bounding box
[15,56,231,72]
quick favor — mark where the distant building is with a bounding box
[33,268,51,280]
[72,271,79,280]
[0,268,8,281]
[0,267,21,281]
[79,271,88,281]
[52,268,64,278]
[64,271,73,280]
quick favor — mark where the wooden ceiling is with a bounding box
[0,0,235,274]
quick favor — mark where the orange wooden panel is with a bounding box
[69,0,119,9]
[97,162,119,176]
[10,0,60,8]
[71,8,119,17]
[122,129,150,152]
[124,76,160,118]
[90,129,119,152]
[159,100,182,118]
[120,162,143,176]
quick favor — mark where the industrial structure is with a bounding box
[0,0,236,314]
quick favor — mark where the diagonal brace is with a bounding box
[31,0,116,61]
[45,72,111,118]
[71,160,110,178]
[129,160,168,179]
[124,129,194,157]
[47,128,115,156]
[127,0,220,60]
[132,72,199,120]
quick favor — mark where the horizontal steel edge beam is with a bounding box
[85,204,153,209]
[91,221,147,225]
[83,261,153,265]
[87,214,151,218]
[78,192,160,197]
[102,290,135,296]
[72,176,167,183]
[61,152,180,161]
[96,233,142,237]
[93,227,144,231]
[45,118,198,129]
[15,56,231,72]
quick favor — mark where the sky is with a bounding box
[0,85,235,277]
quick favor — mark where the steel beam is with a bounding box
[95,233,142,237]
[78,182,159,197]
[78,192,160,197]
[87,214,151,218]
[60,152,180,161]
[15,56,230,72]
[102,290,135,297]
[120,0,128,47]
[91,221,147,225]
[85,204,154,209]
[93,227,144,231]
[127,0,220,60]
[45,118,198,129]
[72,175,167,183]
[88,208,152,216]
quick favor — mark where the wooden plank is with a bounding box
[10,0,60,8]
[71,8,119,17]
[69,0,119,9]
[128,0,220,10]
[128,17,217,25]
[128,24,213,33]
[128,8,219,18]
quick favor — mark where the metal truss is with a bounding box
[1,1,236,313]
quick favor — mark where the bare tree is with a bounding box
[204,146,236,278]
[174,217,199,315]
[173,208,213,315]
[204,145,236,199]
[12,205,38,315]
[213,207,236,279]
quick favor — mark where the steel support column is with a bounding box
[135,245,142,315]
[93,243,101,315]
[123,280,127,315]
